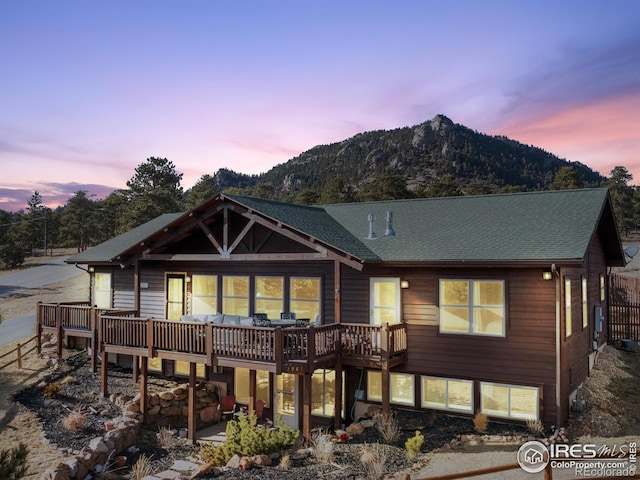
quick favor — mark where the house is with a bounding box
[39,188,624,441]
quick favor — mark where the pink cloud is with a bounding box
[493,92,640,182]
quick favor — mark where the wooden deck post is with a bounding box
[249,369,257,414]
[101,351,109,397]
[380,323,390,416]
[274,328,283,375]
[302,372,312,442]
[56,303,63,360]
[334,260,341,323]
[139,357,147,424]
[132,356,139,383]
[90,307,98,372]
[36,302,42,354]
[334,358,343,432]
[188,363,196,444]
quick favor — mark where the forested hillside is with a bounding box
[214,114,604,199]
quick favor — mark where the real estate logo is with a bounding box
[518,440,637,477]
[517,440,550,473]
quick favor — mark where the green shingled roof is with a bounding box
[66,213,183,264]
[322,188,618,262]
[67,188,624,266]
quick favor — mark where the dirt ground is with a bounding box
[0,250,88,479]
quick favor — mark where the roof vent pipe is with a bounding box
[385,211,395,236]
[367,213,377,240]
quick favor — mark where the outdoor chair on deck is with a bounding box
[220,395,236,420]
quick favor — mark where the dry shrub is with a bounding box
[131,454,153,480]
[43,382,61,398]
[62,411,86,431]
[60,375,75,385]
[157,427,173,448]
[473,412,489,433]
[374,412,401,444]
[311,429,334,464]
[278,454,292,470]
[526,418,545,436]
[359,442,388,480]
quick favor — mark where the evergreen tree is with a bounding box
[549,166,583,190]
[59,191,95,252]
[606,166,635,235]
[424,175,463,198]
[357,174,413,202]
[185,174,220,209]
[119,157,184,230]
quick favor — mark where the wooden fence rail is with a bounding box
[0,335,39,371]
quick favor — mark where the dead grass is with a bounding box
[0,249,83,478]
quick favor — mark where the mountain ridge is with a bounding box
[210,114,604,200]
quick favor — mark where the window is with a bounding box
[256,277,284,319]
[600,274,605,302]
[223,276,249,316]
[311,369,343,417]
[439,280,505,336]
[421,377,473,413]
[192,275,217,314]
[235,368,270,407]
[94,273,112,309]
[291,277,321,321]
[565,279,572,337]
[582,276,588,329]
[370,278,400,325]
[480,382,539,420]
[367,371,382,402]
[390,373,415,406]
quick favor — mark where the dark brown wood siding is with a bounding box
[341,265,558,425]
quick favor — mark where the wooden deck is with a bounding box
[36,302,408,374]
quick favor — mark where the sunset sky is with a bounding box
[1,1,639,212]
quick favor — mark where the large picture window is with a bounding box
[370,278,400,325]
[367,371,382,402]
[256,277,284,319]
[421,376,473,413]
[192,275,217,314]
[439,280,505,336]
[290,277,321,321]
[480,382,539,420]
[223,276,249,316]
[235,368,270,407]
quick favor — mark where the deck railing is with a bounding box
[37,303,408,372]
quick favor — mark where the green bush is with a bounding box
[405,430,424,461]
[200,413,299,466]
[0,443,29,480]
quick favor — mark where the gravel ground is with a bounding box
[13,353,532,479]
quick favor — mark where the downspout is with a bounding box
[553,264,561,427]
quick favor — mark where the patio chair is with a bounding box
[220,395,236,420]
[280,312,296,320]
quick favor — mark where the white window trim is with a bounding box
[480,381,539,421]
[370,277,401,325]
[421,376,473,413]
[439,279,506,337]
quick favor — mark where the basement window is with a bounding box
[421,376,473,413]
[480,382,539,420]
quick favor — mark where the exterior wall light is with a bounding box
[542,270,553,280]
[400,280,410,289]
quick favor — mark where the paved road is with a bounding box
[0,256,84,347]
[0,256,82,299]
